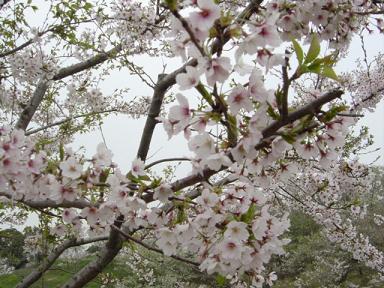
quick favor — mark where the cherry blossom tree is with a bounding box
[0,0,384,287]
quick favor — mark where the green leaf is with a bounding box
[215,275,228,287]
[318,54,336,66]
[305,34,320,64]
[176,205,186,224]
[138,175,151,182]
[306,62,322,73]
[99,168,110,183]
[126,172,138,182]
[292,38,304,64]
[241,204,257,224]
[322,104,347,122]
[83,2,93,10]
[321,66,339,81]
[282,133,297,144]
[195,83,214,106]
[275,88,283,107]
[267,105,280,120]
[164,0,177,11]
[59,143,65,161]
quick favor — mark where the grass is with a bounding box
[0,256,102,288]
[0,247,217,288]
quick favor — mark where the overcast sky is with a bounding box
[70,33,384,175]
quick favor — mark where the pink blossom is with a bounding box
[176,66,201,90]
[93,143,113,167]
[189,0,221,31]
[204,57,231,86]
[153,183,173,203]
[62,208,78,224]
[188,132,215,158]
[131,158,145,177]
[60,157,82,179]
[224,221,249,242]
[227,85,253,114]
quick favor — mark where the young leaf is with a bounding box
[216,274,228,287]
[321,66,339,81]
[307,62,322,73]
[292,38,304,64]
[305,34,320,64]
[164,0,177,11]
[59,143,65,161]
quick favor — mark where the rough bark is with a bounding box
[60,218,124,288]
[14,45,122,131]
[16,236,107,288]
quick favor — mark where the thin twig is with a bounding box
[145,157,190,170]
[111,225,199,267]
[25,109,119,135]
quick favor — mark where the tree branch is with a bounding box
[53,46,122,81]
[111,225,199,267]
[25,109,119,135]
[14,45,122,131]
[169,89,344,193]
[60,217,124,288]
[112,225,199,266]
[170,10,205,56]
[16,236,108,288]
[15,79,49,131]
[145,157,190,170]
[0,191,94,209]
[136,0,265,161]
[137,73,169,161]
[210,0,263,55]
[281,56,290,118]
[0,30,52,58]
[262,89,343,139]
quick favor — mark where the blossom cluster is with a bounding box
[0,125,289,285]
[8,48,59,84]
[1,0,384,286]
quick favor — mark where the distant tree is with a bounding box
[0,228,26,269]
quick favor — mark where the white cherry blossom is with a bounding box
[59,157,82,179]
[131,158,145,177]
[189,0,221,31]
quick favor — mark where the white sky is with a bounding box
[72,34,384,174]
[19,0,384,170]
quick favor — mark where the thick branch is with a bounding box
[170,89,344,192]
[53,46,122,81]
[262,89,343,138]
[16,236,107,288]
[14,45,122,131]
[61,217,124,288]
[15,79,49,131]
[137,73,168,161]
